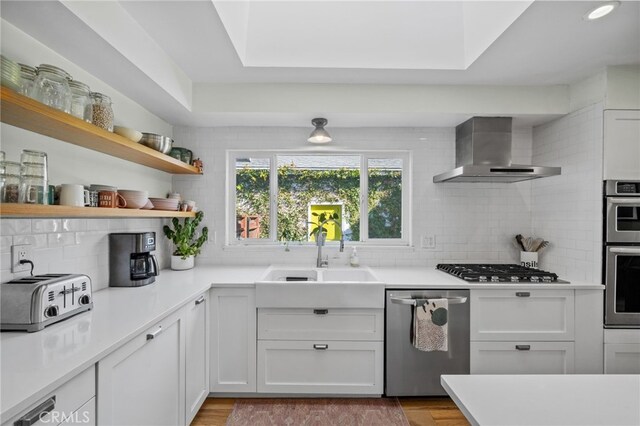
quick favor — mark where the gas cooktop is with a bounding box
[436,264,567,283]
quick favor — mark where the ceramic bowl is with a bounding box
[113,126,143,143]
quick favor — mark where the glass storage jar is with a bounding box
[30,64,72,113]
[90,92,114,132]
[18,64,36,98]
[0,161,22,203]
[69,80,92,122]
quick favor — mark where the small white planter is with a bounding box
[171,255,194,270]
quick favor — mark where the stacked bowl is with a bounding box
[118,189,149,209]
[1,55,22,92]
[149,197,179,211]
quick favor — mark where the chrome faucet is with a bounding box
[315,218,344,268]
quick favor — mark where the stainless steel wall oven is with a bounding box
[604,180,640,328]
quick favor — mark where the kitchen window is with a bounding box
[228,151,410,245]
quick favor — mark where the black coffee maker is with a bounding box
[109,232,159,287]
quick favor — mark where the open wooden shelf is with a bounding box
[0,86,201,175]
[0,204,196,218]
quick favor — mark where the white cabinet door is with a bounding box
[471,290,574,341]
[58,397,95,425]
[605,343,640,374]
[471,341,575,374]
[258,308,383,341]
[210,287,256,393]
[97,308,186,426]
[257,340,383,395]
[604,110,640,180]
[185,292,209,424]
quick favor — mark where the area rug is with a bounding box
[226,398,410,426]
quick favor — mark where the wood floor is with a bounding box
[191,397,469,426]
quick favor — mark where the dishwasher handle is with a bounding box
[390,296,467,306]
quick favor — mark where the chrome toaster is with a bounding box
[1,274,93,332]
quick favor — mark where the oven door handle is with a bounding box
[608,197,640,205]
[390,296,467,306]
[609,247,640,255]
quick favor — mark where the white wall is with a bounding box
[0,21,177,290]
[531,103,604,282]
[172,126,533,267]
[0,19,173,195]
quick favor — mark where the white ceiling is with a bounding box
[1,0,639,128]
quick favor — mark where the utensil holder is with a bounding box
[520,251,538,269]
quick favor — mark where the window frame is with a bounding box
[226,149,411,246]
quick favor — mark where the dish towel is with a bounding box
[412,298,448,352]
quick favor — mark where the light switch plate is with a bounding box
[421,235,436,249]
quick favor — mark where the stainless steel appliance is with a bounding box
[1,273,92,332]
[436,263,567,283]
[109,232,159,287]
[604,180,640,328]
[433,117,561,183]
[385,289,469,396]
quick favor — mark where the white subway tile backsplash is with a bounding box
[31,219,60,233]
[1,219,31,235]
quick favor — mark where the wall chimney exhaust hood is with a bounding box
[433,117,561,183]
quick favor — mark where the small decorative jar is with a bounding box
[0,161,21,203]
[18,64,37,99]
[90,92,114,131]
[68,80,93,122]
[30,64,72,113]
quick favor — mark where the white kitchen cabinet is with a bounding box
[185,292,209,424]
[2,366,95,426]
[210,287,256,393]
[258,308,383,341]
[471,341,575,374]
[257,340,384,394]
[603,109,640,180]
[604,344,640,374]
[97,308,186,426]
[471,289,574,341]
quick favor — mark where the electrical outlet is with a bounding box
[421,234,436,249]
[12,244,33,273]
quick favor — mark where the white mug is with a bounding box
[60,184,89,207]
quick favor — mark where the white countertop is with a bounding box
[0,264,602,420]
[441,374,640,426]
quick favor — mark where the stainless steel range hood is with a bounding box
[433,117,561,183]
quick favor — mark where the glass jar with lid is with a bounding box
[30,64,72,113]
[0,161,22,203]
[68,80,92,122]
[90,92,114,132]
[18,64,37,99]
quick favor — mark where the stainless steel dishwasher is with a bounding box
[385,289,470,396]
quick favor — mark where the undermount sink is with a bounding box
[256,265,385,308]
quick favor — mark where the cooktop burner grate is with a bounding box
[437,263,560,283]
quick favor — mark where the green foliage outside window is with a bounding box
[235,165,401,241]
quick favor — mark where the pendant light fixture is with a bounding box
[307,118,332,144]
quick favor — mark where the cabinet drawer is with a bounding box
[3,366,95,426]
[471,341,575,374]
[257,340,383,394]
[605,343,640,374]
[471,290,574,341]
[258,308,383,341]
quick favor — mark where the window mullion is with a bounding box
[360,154,368,242]
[270,154,278,242]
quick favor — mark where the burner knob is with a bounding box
[511,276,520,282]
[491,276,500,282]
[479,275,488,282]
[530,276,540,282]
[44,305,59,318]
[542,276,552,282]
[79,295,91,305]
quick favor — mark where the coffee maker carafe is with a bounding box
[109,232,159,287]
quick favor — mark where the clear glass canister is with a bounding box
[0,161,22,203]
[18,64,36,99]
[30,64,72,113]
[68,80,92,122]
[90,92,114,132]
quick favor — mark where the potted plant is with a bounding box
[163,211,209,270]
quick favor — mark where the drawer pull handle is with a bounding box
[146,326,162,340]
[313,344,329,350]
[516,345,531,351]
[313,309,329,315]
[195,296,205,305]
[516,292,531,297]
[15,396,56,426]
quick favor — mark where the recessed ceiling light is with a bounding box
[584,2,620,20]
